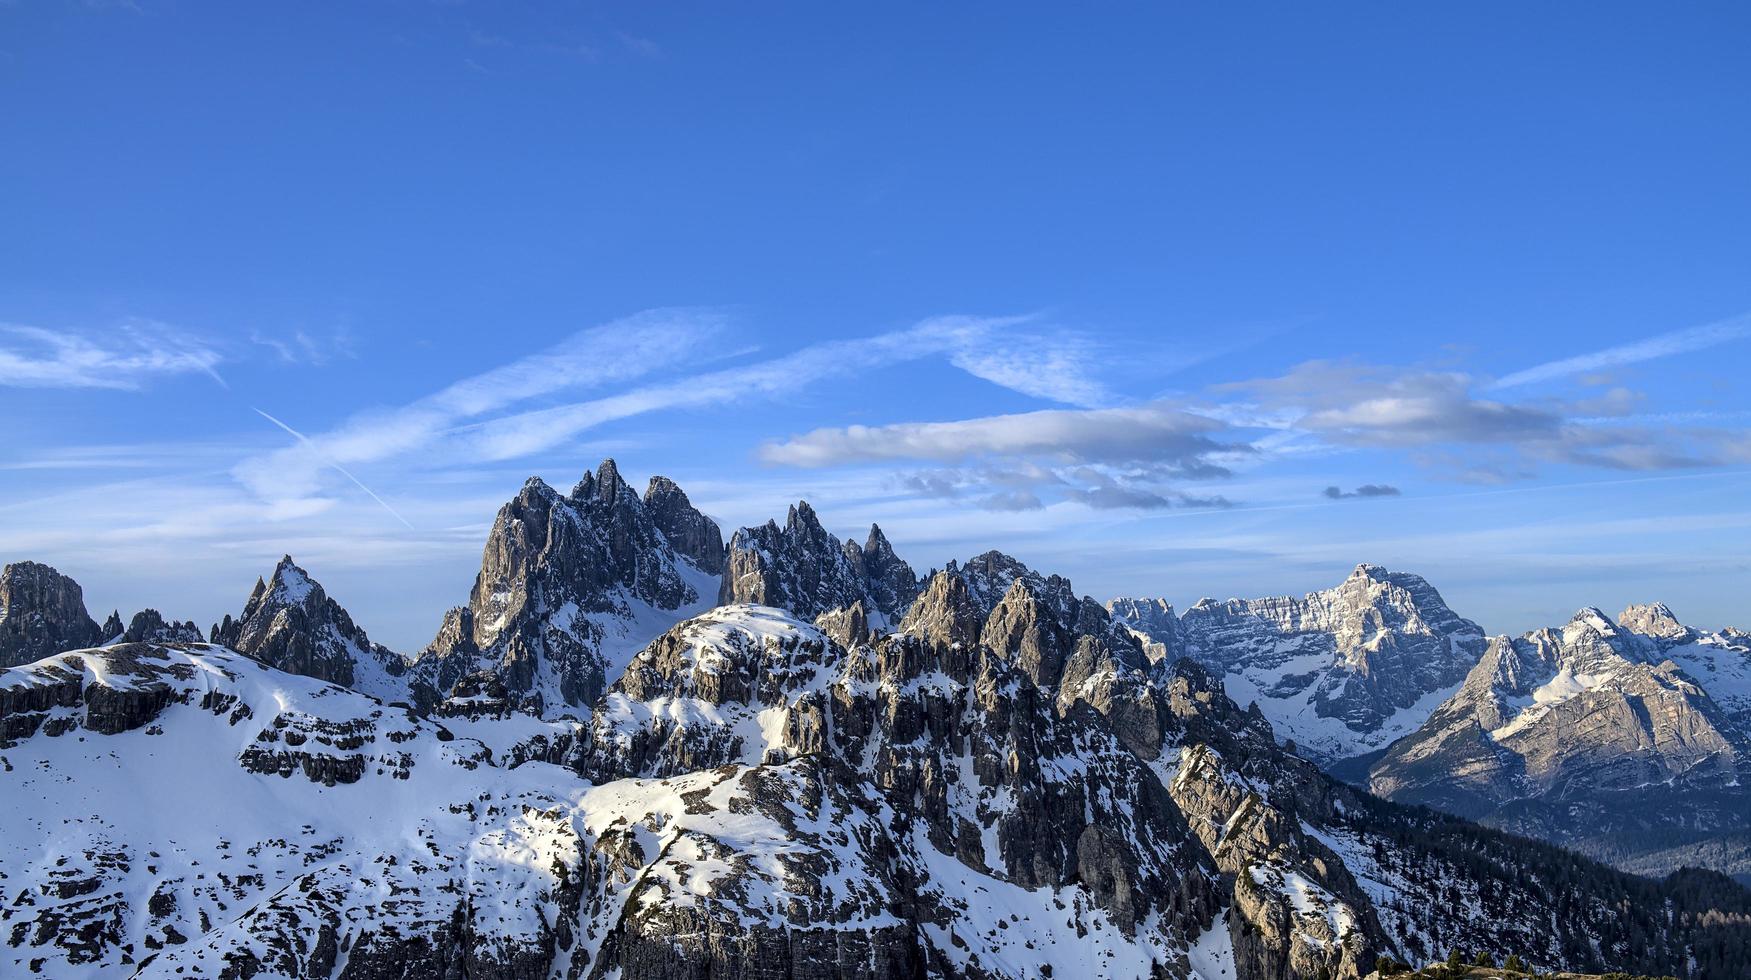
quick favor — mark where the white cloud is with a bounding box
[760,401,1233,468]
[1492,312,1751,388]
[0,321,223,389]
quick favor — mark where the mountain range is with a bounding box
[2,459,1747,979]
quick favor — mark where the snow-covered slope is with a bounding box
[1113,564,1487,763]
[5,594,1743,979]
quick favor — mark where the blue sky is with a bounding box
[3,2,1749,650]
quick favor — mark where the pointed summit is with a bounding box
[214,556,406,697]
[594,457,626,504]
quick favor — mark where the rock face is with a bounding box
[719,502,918,626]
[212,555,408,700]
[413,460,722,712]
[1369,604,1751,880]
[642,474,727,574]
[0,560,103,667]
[1115,563,1487,762]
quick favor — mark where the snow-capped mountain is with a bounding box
[1367,603,1751,882]
[211,555,410,702]
[412,459,724,714]
[1112,564,1488,763]
[719,501,919,627]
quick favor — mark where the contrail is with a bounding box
[252,408,415,530]
[1492,312,1751,388]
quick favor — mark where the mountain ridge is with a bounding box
[3,460,1749,979]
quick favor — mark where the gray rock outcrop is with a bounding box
[212,555,407,699]
[718,502,918,626]
[0,560,103,667]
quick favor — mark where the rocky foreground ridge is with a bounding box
[2,460,1749,979]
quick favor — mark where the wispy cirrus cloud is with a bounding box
[0,321,224,390]
[235,308,729,504]
[231,311,1113,518]
[250,327,356,367]
[1491,312,1751,389]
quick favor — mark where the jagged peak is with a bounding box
[268,556,317,605]
[785,499,824,533]
[863,522,892,556]
[594,457,625,503]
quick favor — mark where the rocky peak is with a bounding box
[642,475,726,574]
[1175,565,1488,763]
[1369,598,1751,863]
[213,556,406,698]
[719,500,918,625]
[949,549,1041,616]
[0,560,103,668]
[1106,597,1182,663]
[100,610,124,641]
[854,523,920,616]
[416,460,718,712]
[898,569,985,651]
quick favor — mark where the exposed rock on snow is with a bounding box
[413,459,724,712]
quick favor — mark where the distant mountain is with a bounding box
[1112,564,1488,762]
[1368,603,1751,882]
